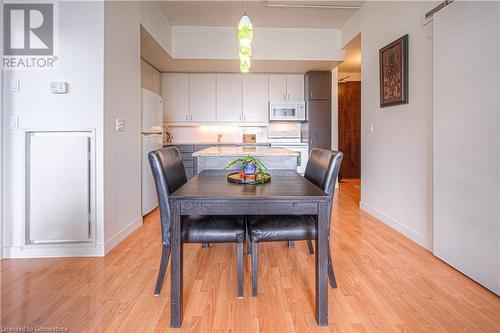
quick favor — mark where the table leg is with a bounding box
[315,201,329,326]
[170,202,183,327]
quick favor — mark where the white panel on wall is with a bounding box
[433,2,500,295]
[27,132,92,244]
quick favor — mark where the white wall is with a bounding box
[173,26,344,61]
[2,1,105,257]
[433,2,499,295]
[342,1,436,249]
[2,1,173,257]
[103,2,142,253]
[102,1,172,253]
[140,2,173,55]
[338,72,361,81]
[1,1,4,259]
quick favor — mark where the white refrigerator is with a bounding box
[141,88,163,215]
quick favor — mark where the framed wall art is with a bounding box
[379,34,408,107]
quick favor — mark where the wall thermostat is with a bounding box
[50,81,69,94]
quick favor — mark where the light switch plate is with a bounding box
[49,81,69,94]
[10,78,20,92]
[8,116,19,130]
[115,119,126,132]
[367,123,374,133]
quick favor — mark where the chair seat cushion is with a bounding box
[182,215,245,243]
[247,215,316,242]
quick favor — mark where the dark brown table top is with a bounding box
[170,170,329,201]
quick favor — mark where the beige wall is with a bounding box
[141,59,161,95]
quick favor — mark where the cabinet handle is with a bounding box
[283,94,286,100]
[310,92,313,98]
[243,114,246,121]
[239,114,242,120]
[185,114,188,120]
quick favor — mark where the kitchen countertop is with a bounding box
[192,146,298,157]
[164,142,270,146]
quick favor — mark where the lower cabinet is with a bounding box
[171,144,214,180]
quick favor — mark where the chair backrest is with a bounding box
[148,147,187,246]
[304,148,343,231]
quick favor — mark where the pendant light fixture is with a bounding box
[237,2,253,73]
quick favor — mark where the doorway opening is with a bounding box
[337,34,361,191]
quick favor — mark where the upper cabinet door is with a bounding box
[216,74,243,122]
[268,75,287,102]
[243,74,269,123]
[162,73,190,122]
[286,74,305,101]
[305,71,332,100]
[189,74,216,122]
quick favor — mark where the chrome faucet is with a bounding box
[217,133,223,143]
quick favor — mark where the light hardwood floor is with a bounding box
[1,180,499,332]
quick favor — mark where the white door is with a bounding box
[268,75,287,102]
[190,74,216,122]
[27,132,91,243]
[162,73,189,122]
[142,134,162,215]
[216,74,243,122]
[286,75,305,101]
[433,2,500,295]
[243,74,269,123]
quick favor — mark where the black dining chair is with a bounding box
[247,148,343,296]
[149,147,246,297]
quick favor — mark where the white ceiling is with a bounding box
[157,1,363,29]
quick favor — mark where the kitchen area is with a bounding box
[141,62,333,215]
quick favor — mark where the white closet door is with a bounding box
[433,2,500,295]
[28,132,91,243]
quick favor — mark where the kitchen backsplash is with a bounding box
[164,124,269,144]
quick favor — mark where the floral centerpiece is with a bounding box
[224,155,270,185]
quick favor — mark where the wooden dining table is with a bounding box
[168,170,331,327]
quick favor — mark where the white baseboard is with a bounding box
[360,201,432,251]
[2,244,105,258]
[2,216,143,259]
[104,216,143,254]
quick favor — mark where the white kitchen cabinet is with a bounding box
[269,74,304,102]
[286,74,304,101]
[216,74,243,122]
[269,75,287,102]
[189,74,216,122]
[162,73,190,122]
[243,74,269,123]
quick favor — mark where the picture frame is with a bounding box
[379,34,408,107]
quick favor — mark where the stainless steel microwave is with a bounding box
[269,102,306,122]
